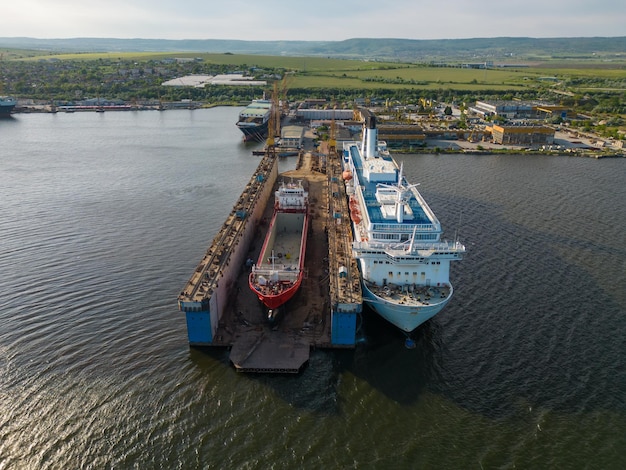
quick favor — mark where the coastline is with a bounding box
[12,101,227,113]
[387,133,625,159]
[9,103,624,159]
[397,145,624,159]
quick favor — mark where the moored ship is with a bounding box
[342,111,465,334]
[0,96,17,117]
[249,179,309,320]
[236,99,272,142]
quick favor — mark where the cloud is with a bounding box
[3,0,625,40]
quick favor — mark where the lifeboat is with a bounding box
[342,170,353,181]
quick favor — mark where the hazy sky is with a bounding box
[5,0,625,40]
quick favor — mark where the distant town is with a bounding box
[2,49,624,158]
[281,98,624,158]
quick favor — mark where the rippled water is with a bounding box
[1,109,624,469]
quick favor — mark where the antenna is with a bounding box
[454,210,463,244]
[408,225,417,253]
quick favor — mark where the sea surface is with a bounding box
[1,108,625,469]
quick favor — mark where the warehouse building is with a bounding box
[295,109,354,121]
[469,100,574,121]
[490,124,555,146]
[470,100,535,119]
[280,125,304,148]
[377,125,426,148]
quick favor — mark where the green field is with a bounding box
[21,51,387,72]
[17,50,625,93]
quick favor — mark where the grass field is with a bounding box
[15,50,626,93]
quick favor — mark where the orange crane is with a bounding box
[329,105,337,157]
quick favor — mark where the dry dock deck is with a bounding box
[179,140,361,373]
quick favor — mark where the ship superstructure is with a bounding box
[342,111,465,333]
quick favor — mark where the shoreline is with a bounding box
[9,104,624,159]
[395,147,624,159]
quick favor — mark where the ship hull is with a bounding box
[0,99,16,117]
[236,99,272,142]
[361,280,452,333]
[237,119,269,142]
[249,203,308,310]
[251,276,303,310]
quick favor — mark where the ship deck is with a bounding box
[346,144,431,225]
[365,281,450,307]
[258,212,304,269]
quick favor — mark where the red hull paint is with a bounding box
[248,181,309,310]
[249,276,304,309]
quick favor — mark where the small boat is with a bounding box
[0,96,16,117]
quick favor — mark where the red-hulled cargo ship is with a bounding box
[249,179,309,313]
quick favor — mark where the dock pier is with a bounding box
[178,142,362,373]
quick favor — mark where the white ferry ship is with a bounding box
[342,111,465,334]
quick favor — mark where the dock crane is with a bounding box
[264,83,279,158]
[328,104,337,157]
[266,75,291,155]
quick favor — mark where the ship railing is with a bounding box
[354,239,465,253]
[396,239,465,256]
[251,266,301,279]
[370,223,439,233]
[407,186,441,226]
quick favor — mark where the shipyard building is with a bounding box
[295,108,354,121]
[489,124,555,146]
[469,100,573,120]
[280,125,304,148]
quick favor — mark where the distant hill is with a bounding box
[1,36,625,61]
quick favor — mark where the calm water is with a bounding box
[1,108,625,469]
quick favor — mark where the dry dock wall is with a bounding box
[178,154,278,345]
[327,147,363,346]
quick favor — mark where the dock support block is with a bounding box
[331,311,357,346]
[185,310,213,344]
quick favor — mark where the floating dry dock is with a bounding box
[178,145,362,373]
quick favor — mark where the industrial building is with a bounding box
[490,124,555,146]
[161,74,267,87]
[280,125,304,148]
[295,108,354,121]
[534,105,574,120]
[377,124,426,148]
[470,100,535,119]
[469,100,573,120]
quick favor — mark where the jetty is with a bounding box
[178,139,362,373]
